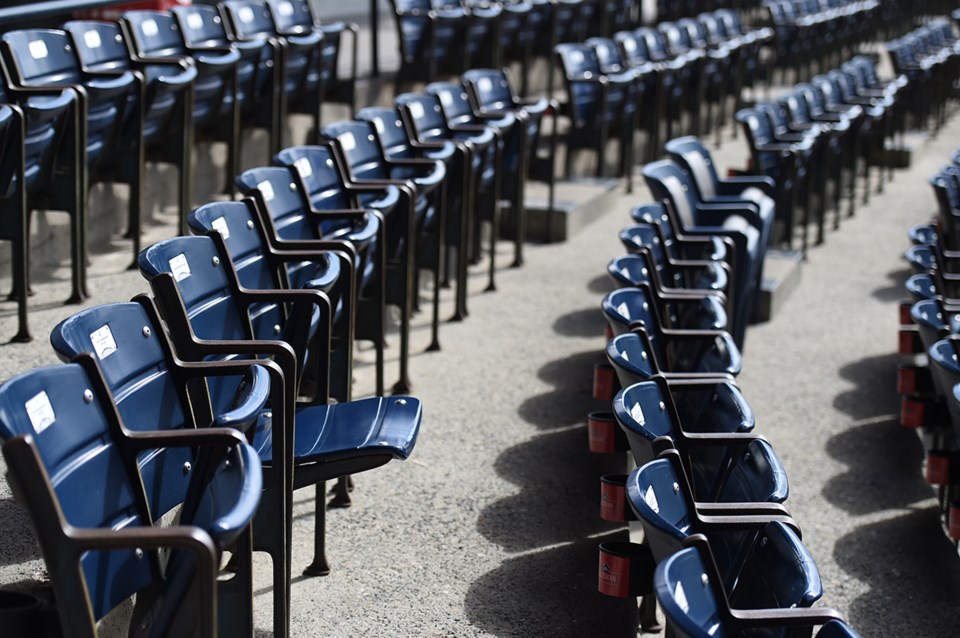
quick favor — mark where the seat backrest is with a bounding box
[2,29,83,87]
[123,10,188,58]
[665,137,721,200]
[605,330,659,388]
[735,107,780,175]
[273,144,354,213]
[601,287,667,363]
[50,302,199,520]
[636,27,669,61]
[642,160,700,229]
[655,545,727,638]
[614,29,652,66]
[586,37,625,73]
[614,379,677,464]
[463,68,515,111]
[355,106,417,160]
[395,92,454,147]
[223,0,278,38]
[172,4,230,47]
[780,89,812,126]
[425,81,477,129]
[555,43,604,124]
[322,120,389,181]
[627,456,694,559]
[0,362,157,621]
[265,0,314,33]
[62,20,133,73]
[236,164,320,243]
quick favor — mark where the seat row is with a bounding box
[552,10,775,190]
[0,141,440,635]
[583,137,862,636]
[899,147,960,549]
[735,52,911,254]
[0,0,357,341]
[888,18,960,136]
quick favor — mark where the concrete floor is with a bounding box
[0,51,957,637]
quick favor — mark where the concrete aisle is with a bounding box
[0,116,957,637]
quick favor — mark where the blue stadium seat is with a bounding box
[63,19,197,235]
[654,536,850,638]
[387,0,466,89]
[122,9,242,201]
[0,355,261,636]
[137,235,421,589]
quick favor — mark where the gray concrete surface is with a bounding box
[0,54,956,638]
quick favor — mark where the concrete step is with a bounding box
[521,177,623,243]
[753,248,803,323]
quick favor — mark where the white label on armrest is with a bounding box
[83,30,102,49]
[616,301,629,319]
[409,101,424,119]
[141,19,159,37]
[339,131,356,152]
[239,7,255,22]
[620,349,629,362]
[478,77,493,94]
[643,485,660,514]
[257,179,275,201]
[630,402,645,425]
[278,1,294,16]
[293,157,312,178]
[28,40,48,59]
[169,253,191,281]
[25,391,55,435]
[620,266,631,279]
[674,582,689,613]
[90,324,118,359]
[211,216,231,240]
[187,13,204,30]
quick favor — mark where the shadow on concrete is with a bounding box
[0,499,39,566]
[552,308,608,339]
[871,267,912,303]
[588,273,614,295]
[832,353,901,420]
[821,421,929,516]
[518,350,604,430]
[833,507,960,637]
[464,528,640,638]
[477,426,627,552]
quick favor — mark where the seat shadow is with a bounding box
[834,507,960,637]
[552,308,608,338]
[0,498,39,567]
[821,421,930,515]
[518,350,606,430]
[478,426,629,552]
[832,353,901,420]
[587,273,615,295]
[464,529,640,638]
[871,267,912,303]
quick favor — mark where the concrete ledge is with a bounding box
[753,248,803,323]
[522,177,622,243]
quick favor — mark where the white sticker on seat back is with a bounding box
[278,1,294,16]
[293,157,312,178]
[169,253,191,281]
[675,582,689,613]
[616,301,629,318]
[408,101,424,119]
[478,77,493,94]
[25,391,55,434]
[630,402,645,425]
[141,19,159,37]
[339,131,356,152]
[187,12,204,30]
[211,216,231,239]
[28,40,48,59]
[90,324,118,359]
[643,485,660,513]
[239,7,255,22]
[258,179,275,201]
[83,30,102,49]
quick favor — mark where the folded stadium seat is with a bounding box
[2,28,140,274]
[235,160,387,393]
[62,19,196,236]
[0,75,80,341]
[636,26,702,139]
[458,0,504,69]
[495,0,533,90]
[136,237,422,588]
[840,58,900,189]
[930,169,960,250]
[264,0,357,120]
[122,10,242,200]
[587,37,657,164]
[654,538,852,638]
[187,198,354,403]
[266,146,390,394]
[463,67,556,264]
[714,8,775,97]
[614,380,776,500]
[630,201,731,263]
[171,4,275,158]
[642,159,767,348]
[602,287,742,376]
[425,81,515,279]
[554,43,636,189]
[321,119,446,391]
[221,0,323,150]
[387,0,466,90]
[0,356,262,637]
[352,106,473,319]
[626,451,798,591]
[696,11,748,133]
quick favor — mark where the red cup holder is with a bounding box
[600,474,637,523]
[949,504,960,540]
[593,363,618,401]
[605,325,614,341]
[597,541,654,598]
[927,452,951,485]
[900,396,925,429]
[587,411,627,453]
[899,303,912,326]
